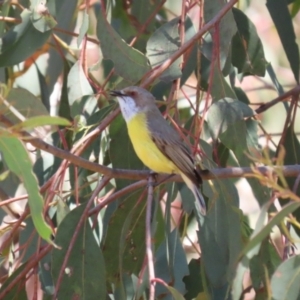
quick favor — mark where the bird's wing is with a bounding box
[147,112,202,186]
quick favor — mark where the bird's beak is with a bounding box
[109,90,124,97]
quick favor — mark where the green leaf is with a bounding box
[52,204,107,300]
[208,100,269,207]
[102,193,146,284]
[0,130,52,242]
[249,240,281,290]
[207,98,254,139]
[131,0,160,33]
[19,217,44,262]
[195,50,236,101]
[241,202,300,258]
[2,88,49,125]
[77,11,89,47]
[204,0,237,70]
[0,9,51,66]
[183,259,203,299]
[67,61,98,118]
[266,0,299,83]
[96,7,150,84]
[163,286,185,300]
[232,257,249,300]
[0,0,10,36]
[30,0,57,32]
[266,63,285,96]
[244,119,272,207]
[278,125,300,234]
[199,179,242,287]
[36,63,50,111]
[271,255,300,300]
[154,229,189,297]
[146,17,182,82]
[231,7,266,76]
[233,87,250,104]
[0,263,28,299]
[58,60,72,121]
[12,116,71,131]
[68,60,93,105]
[291,0,300,18]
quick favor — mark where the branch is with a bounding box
[255,85,300,114]
[141,0,238,87]
[25,134,300,181]
[26,131,300,181]
[146,175,156,300]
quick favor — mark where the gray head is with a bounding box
[110,86,157,122]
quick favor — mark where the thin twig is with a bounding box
[255,85,300,114]
[146,174,156,300]
[89,179,147,216]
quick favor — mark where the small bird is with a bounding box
[110,86,206,215]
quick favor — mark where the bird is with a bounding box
[110,86,206,215]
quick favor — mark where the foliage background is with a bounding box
[0,0,300,299]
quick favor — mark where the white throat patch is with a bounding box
[117,96,140,123]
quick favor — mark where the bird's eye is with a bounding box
[128,91,136,97]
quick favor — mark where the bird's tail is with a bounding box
[181,173,206,216]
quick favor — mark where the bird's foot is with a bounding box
[148,171,158,187]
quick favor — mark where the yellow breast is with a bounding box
[127,113,178,174]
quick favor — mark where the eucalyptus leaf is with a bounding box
[0,9,51,66]
[0,129,52,242]
[96,7,150,84]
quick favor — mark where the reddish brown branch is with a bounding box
[141,0,238,87]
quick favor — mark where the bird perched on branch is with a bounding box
[110,86,206,215]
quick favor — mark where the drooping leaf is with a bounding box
[77,11,89,47]
[271,255,300,300]
[249,240,281,291]
[199,179,242,289]
[291,0,300,17]
[67,61,98,118]
[1,88,49,125]
[102,193,146,284]
[154,229,189,298]
[68,61,93,105]
[30,0,57,32]
[241,202,300,258]
[231,7,266,76]
[131,0,160,33]
[146,15,197,83]
[231,257,249,300]
[96,7,150,84]
[0,9,51,66]
[0,0,10,36]
[0,262,28,299]
[266,0,299,83]
[52,204,107,300]
[183,259,204,299]
[12,115,71,131]
[197,57,237,101]
[204,0,237,70]
[0,130,52,242]
[278,125,300,234]
[207,98,254,140]
[146,17,182,82]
